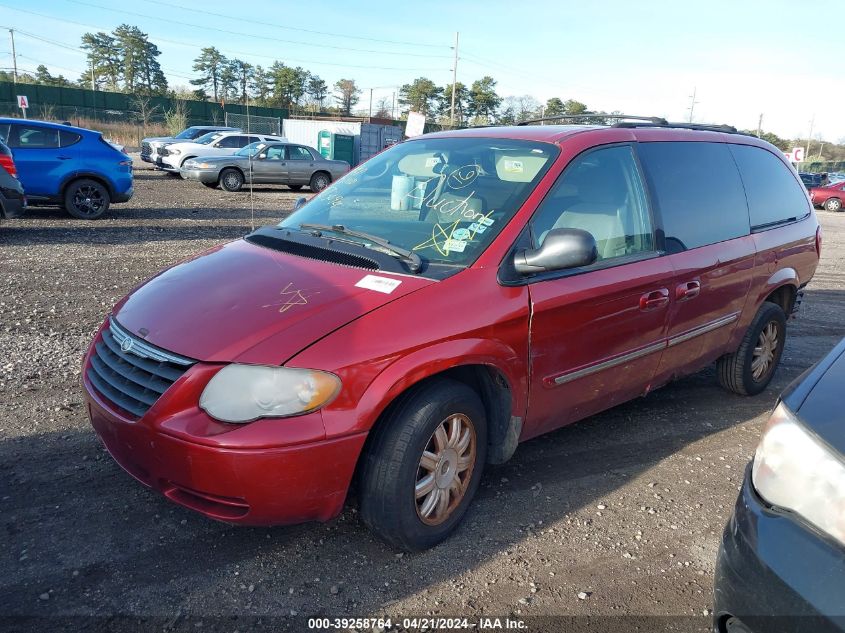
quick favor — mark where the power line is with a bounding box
[0,6,445,73]
[139,0,444,49]
[64,0,451,59]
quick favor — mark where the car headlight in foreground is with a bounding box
[752,401,845,547]
[199,364,340,423]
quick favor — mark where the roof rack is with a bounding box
[517,114,668,126]
[613,120,741,134]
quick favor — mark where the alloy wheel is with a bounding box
[752,321,779,381]
[72,185,105,216]
[415,413,476,526]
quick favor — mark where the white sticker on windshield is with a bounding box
[469,223,487,234]
[425,156,441,168]
[503,159,524,173]
[445,239,467,253]
[452,228,471,241]
[479,217,494,227]
[355,275,402,294]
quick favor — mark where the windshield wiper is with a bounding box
[299,223,422,273]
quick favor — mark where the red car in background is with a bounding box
[810,181,845,212]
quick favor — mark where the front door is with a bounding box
[525,144,672,438]
[251,145,287,183]
[8,123,76,197]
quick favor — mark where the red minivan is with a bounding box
[82,118,820,551]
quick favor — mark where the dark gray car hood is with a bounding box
[782,338,845,456]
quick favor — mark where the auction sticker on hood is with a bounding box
[355,275,403,294]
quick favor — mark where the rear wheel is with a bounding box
[63,178,110,219]
[717,302,787,396]
[309,172,331,192]
[359,378,487,551]
[219,168,244,192]
[825,197,842,212]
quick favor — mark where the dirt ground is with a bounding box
[1,161,843,633]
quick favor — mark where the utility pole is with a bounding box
[757,113,763,138]
[368,88,373,118]
[805,114,815,161]
[687,87,698,123]
[392,91,396,120]
[450,31,459,127]
[9,29,17,84]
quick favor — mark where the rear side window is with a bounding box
[60,130,81,147]
[638,142,749,252]
[287,146,313,161]
[730,144,810,229]
[215,135,246,149]
[9,124,60,149]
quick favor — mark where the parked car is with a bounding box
[810,181,845,212]
[82,120,819,550]
[140,126,238,165]
[0,118,132,219]
[0,138,25,222]
[714,338,845,633]
[799,172,825,189]
[158,132,286,174]
[181,141,349,192]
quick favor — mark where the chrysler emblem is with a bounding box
[120,337,134,354]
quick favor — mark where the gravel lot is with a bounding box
[2,161,843,632]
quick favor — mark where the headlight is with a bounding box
[195,162,214,169]
[752,402,845,547]
[170,149,181,155]
[199,364,340,423]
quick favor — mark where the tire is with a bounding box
[825,198,841,212]
[288,184,303,191]
[63,178,110,219]
[717,302,787,396]
[359,378,487,551]
[219,168,244,192]
[309,172,331,192]
[201,181,218,189]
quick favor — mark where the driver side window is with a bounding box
[529,145,654,261]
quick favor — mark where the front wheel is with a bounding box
[825,198,842,212]
[309,172,330,192]
[219,168,244,192]
[64,178,110,219]
[717,302,787,396]
[359,378,487,551]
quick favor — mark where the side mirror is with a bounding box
[513,228,597,274]
[293,197,308,211]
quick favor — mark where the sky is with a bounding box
[0,0,841,143]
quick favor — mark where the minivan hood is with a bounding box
[113,238,433,365]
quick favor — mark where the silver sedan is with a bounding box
[181,142,350,192]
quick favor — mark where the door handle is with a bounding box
[639,288,670,311]
[57,156,73,160]
[676,280,701,301]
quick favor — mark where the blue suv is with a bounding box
[0,118,133,219]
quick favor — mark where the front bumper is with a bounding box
[180,168,219,184]
[82,362,367,526]
[157,156,180,171]
[714,466,845,632]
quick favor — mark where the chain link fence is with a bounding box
[224,112,282,136]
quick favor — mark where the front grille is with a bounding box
[86,318,195,419]
[141,142,151,155]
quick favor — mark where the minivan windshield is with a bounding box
[278,137,558,270]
